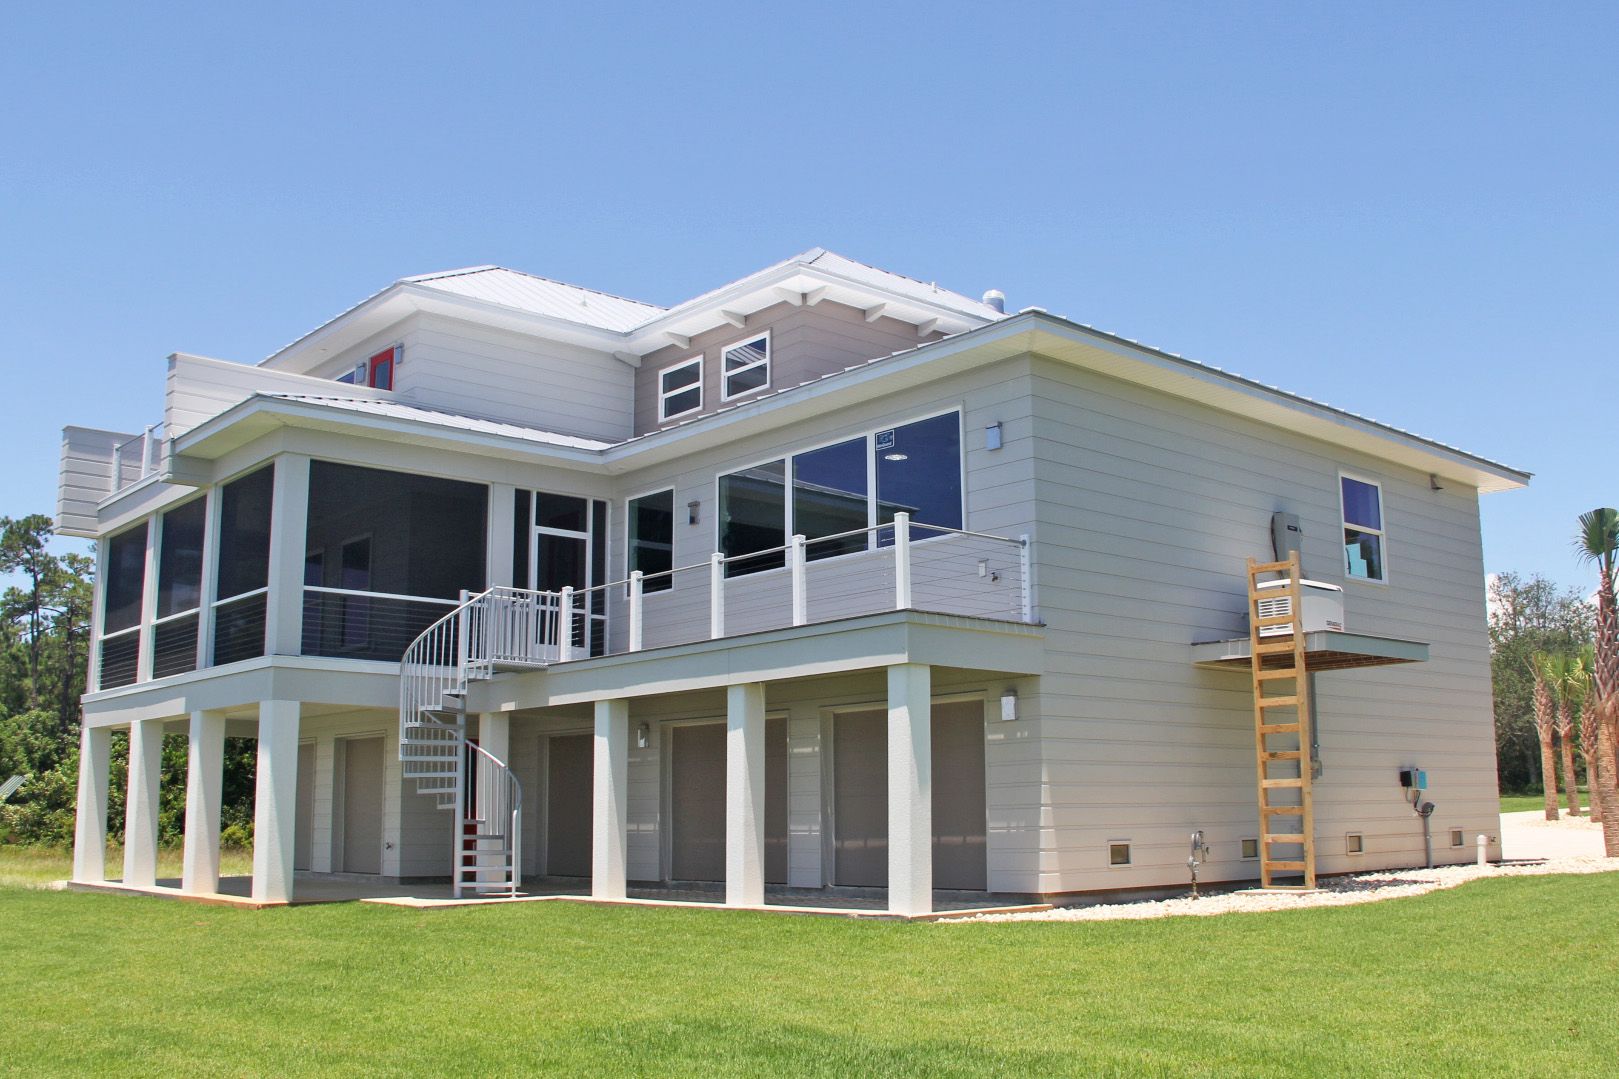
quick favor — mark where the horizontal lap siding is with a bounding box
[1028,356,1498,894]
[398,317,633,442]
[58,428,127,533]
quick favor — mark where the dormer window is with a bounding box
[659,356,703,421]
[721,332,770,400]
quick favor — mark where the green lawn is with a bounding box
[1501,789,1591,814]
[1,849,1615,1077]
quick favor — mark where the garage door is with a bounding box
[546,733,592,878]
[342,736,384,874]
[833,701,987,891]
[670,723,726,881]
[294,742,315,871]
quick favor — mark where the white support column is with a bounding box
[122,718,164,887]
[486,483,516,588]
[264,454,311,657]
[87,538,109,692]
[251,700,301,903]
[195,490,220,668]
[710,553,725,638]
[182,709,226,894]
[136,520,160,683]
[887,662,932,916]
[592,698,629,900]
[71,724,112,883]
[893,512,913,610]
[789,535,807,626]
[725,682,767,907]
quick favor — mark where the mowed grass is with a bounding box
[1,849,1615,1077]
[1500,789,1591,814]
[0,845,252,889]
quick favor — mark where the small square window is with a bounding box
[1108,841,1131,867]
[1240,837,1259,860]
[659,356,703,421]
[1346,833,1364,855]
[1450,829,1465,848]
[721,333,770,400]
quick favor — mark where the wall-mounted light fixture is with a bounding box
[986,422,1003,451]
[636,723,650,749]
[687,500,700,525]
[1429,473,1444,491]
[999,689,1018,722]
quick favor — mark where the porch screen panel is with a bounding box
[718,460,786,576]
[303,462,487,661]
[99,522,148,688]
[213,465,273,665]
[153,497,206,678]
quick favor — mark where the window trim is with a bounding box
[367,345,398,391]
[625,486,677,594]
[1337,470,1389,585]
[712,406,966,576]
[658,355,704,421]
[719,329,772,402]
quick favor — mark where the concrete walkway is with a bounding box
[1499,809,1607,861]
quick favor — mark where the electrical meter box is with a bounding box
[1271,511,1303,564]
[1399,767,1427,790]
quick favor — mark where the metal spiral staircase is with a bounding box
[399,589,554,898]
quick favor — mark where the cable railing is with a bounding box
[109,423,164,495]
[454,513,1032,670]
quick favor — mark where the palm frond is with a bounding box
[1574,507,1619,571]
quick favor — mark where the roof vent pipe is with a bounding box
[982,289,1006,313]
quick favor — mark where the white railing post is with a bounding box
[110,443,124,493]
[629,571,644,652]
[710,553,726,639]
[1018,535,1032,622]
[456,589,471,680]
[142,425,159,476]
[559,586,575,662]
[893,512,912,610]
[790,534,807,626]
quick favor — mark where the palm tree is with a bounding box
[1574,508,1619,856]
[1529,651,1561,821]
[1578,644,1602,823]
[1548,651,1583,816]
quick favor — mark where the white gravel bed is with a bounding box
[944,857,1619,924]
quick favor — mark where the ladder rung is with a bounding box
[1253,641,1297,655]
[1255,614,1296,627]
[1256,696,1300,708]
[1265,860,1307,871]
[1262,751,1302,762]
[1255,669,1297,681]
[1263,834,1306,844]
[1249,559,1295,575]
[1262,806,1306,816]
[1261,778,1305,789]
[1257,723,1301,735]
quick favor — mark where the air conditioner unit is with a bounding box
[1251,579,1345,637]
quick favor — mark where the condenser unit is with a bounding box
[1251,579,1345,637]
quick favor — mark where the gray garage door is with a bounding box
[833,701,987,890]
[342,736,384,874]
[671,723,726,881]
[546,733,593,878]
[294,742,315,871]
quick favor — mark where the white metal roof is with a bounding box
[262,393,616,450]
[401,266,664,333]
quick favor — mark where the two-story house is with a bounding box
[59,249,1527,914]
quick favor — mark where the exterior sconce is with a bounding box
[999,689,1017,722]
[688,500,700,525]
[637,723,650,749]
[986,422,1003,451]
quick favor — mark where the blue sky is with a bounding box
[3,2,1614,592]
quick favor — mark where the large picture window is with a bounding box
[1340,474,1386,582]
[721,333,770,400]
[717,411,963,575]
[628,490,675,592]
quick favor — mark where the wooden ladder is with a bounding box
[1247,552,1317,889]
